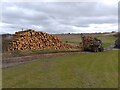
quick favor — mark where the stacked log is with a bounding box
[81,35,104,52]
[82,36,94,47]
[8,29,74,51]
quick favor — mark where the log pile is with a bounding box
[81,35,103,52]
[82,36,94,48]
[8,29,74,51]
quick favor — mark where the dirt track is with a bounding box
[2,45,117,68]
[2,50,84,68]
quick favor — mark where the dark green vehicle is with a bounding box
[88,38,104,52]
[81,35,104,52]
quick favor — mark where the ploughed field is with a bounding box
[3,50,118,88]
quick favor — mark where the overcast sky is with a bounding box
[0,0,119,34]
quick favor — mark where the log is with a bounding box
[8,29,78,51]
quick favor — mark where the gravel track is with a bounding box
[2,50,84,68]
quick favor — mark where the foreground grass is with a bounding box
[3,50,118,88]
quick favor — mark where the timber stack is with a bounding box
[82,36,94,47]
[8,29,74,51]
[81,35,104,52]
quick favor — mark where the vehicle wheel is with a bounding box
[96,48,99,52]
[93,47,98,52]
[99,47,104,52]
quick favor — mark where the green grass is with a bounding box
[96,34,116,48]
[3,49,80,58]
[2,34,116,58]
[62,34,116,48]
[3,50,118,88]
[62,38,81,44]
[61,34,116,48]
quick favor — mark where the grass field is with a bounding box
[59,34,116,48]
[2,49,79,58]
[2,33,116,58]
[96,34,116,48]
[3,50,118,88]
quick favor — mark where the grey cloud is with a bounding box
[1,2,118,34]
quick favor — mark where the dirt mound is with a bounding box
[8,29,74,51]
